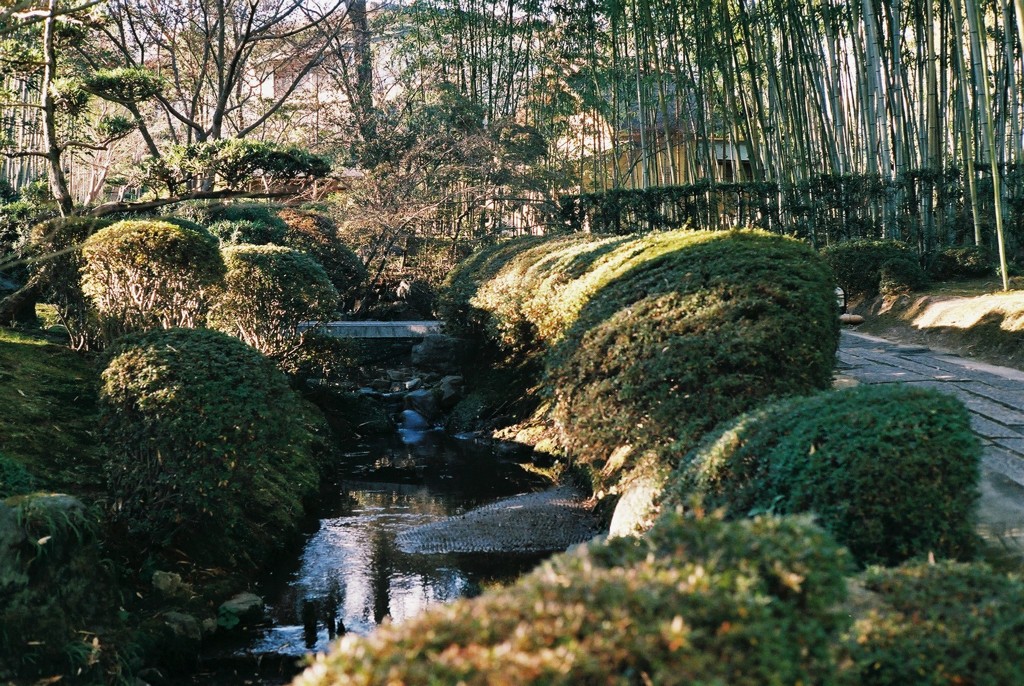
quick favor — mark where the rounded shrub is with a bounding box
[276,208,366,307]
[100,327,320,569]
[547,230,839,493]
[158,216,206,233]
[878,256,928,295]
[820,239,914,299]
[439,234,635,357]
[928,244,994,280]
[207,218,286,246]
[167,200,287,231]
[26,216,112,350]
[208,244,339,358]
[295,513,850,686]
[669,384,980,566]
[842,562,1024,685]
[80,219,225,342]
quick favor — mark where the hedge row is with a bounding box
[440,229,840,496]
[841,561,1024,686]
[298,228,992,686]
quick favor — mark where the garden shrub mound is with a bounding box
[209,244,339,359]
[669,384,980,566]
[276,208,366,307]
[207,218,287,246]
[546,230,839,493]
[295,513,850,686]
[928,244,995,279]
[81,219,225,342]
[820,239,913,298]
[101,327,320,569]
[842,561,1024,686]
[1,494,120,682]
[440,234,632,357]
[169,200,288,236]
[878,256,928,296]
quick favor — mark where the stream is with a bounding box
[191,422,552,683]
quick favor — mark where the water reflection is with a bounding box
[250,438,547,656]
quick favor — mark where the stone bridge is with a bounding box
[300,321,443,339]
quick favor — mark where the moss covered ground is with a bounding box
[0,328,102,495]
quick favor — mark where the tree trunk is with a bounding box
[42,0,73,216]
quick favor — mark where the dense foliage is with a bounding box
[0,495,121,682]
[547,230,839,493]
[295,513,850,686]
[928,245,996,279]
[209,244,339,358]
[820,239,915,299]
[439,233,629,356]
[26,217,112,350]
[842,562,1024,685]
[669,384,980,566]
[441,230,838,498]
[80,220,225,342]
[207,218,286,246]
[276,208,367,307]
[171,201,288,236]
[143,140,331,197]
[878,257,929,296]
[100,328,320,569]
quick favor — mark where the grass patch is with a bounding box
[0,328,102,492]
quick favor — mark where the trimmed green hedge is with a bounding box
[879,257,928,295]
[669,384,980,566]
[842,562,1024,685]
[101,328,320,569]
[928,244,995,279]
[207,218,287,246]
[295,513,850,686]
[820,239,913,299]
[209,244,339,358]
[80,220,225,342]
[546,230,839,493]
[439,234,630,356]
[276,208,366,307]
[441,230,838,497]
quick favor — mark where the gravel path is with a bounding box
[395,486,603,554]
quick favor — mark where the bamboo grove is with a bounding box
[377,0,1023,278]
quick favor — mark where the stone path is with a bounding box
[837,329,1024,552]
